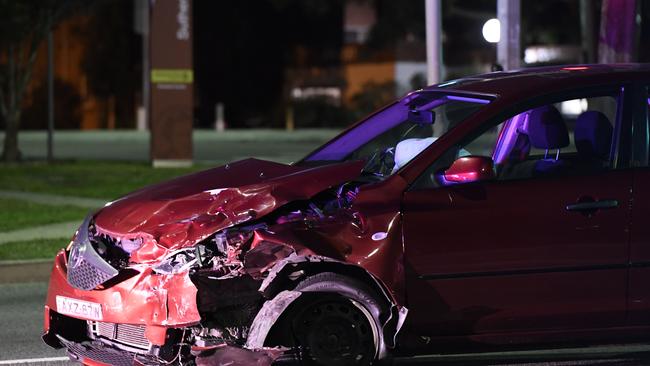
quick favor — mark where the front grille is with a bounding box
[66,216,119,290]
[91,321,151,351]
[68,258,116,290]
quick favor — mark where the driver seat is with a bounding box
[526,105,570,177]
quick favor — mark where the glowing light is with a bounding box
[561,66,589,71]
[446,95,491,104]
[482,18,500,43]
[560,98,588,116]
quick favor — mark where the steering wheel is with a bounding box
[362,147,395,177]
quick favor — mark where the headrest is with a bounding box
[527,105,569,149]
[575,111,613,160]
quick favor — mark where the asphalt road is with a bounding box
[0,282,71,365]
[3,278,650,366]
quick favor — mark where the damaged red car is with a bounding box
[43,64,650,365]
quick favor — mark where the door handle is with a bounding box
[566,199,619,212]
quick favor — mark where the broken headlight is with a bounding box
[153,245,210,275]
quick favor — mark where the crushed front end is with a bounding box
[42,159,408,365]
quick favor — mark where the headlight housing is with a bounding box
[152,248,200,275]
[152,223,265,275]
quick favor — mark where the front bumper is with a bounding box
[43,249,201,363]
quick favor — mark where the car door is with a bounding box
[402,89,633,339]
[628,84,650,325]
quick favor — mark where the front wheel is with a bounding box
[266,272,385,366]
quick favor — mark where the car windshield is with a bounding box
[302,91,492,178]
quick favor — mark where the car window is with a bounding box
[413,93,620,189]
[302,92,490,179]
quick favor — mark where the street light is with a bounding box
[482,18,500,43]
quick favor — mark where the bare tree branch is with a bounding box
[17,33,46,101]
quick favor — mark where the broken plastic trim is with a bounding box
[246,254,408,360]
[67,214,119,290]
[245,290,302,350]
[152,247,201,275]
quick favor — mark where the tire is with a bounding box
[267,272,385,366]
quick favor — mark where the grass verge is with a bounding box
[0,160,207,200]
[0,198,88,232]
[0,237,68,261]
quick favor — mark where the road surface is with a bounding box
[0,282,70,365]
[3,279,650,365]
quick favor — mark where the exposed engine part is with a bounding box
[147,182,365,281]
[191,273,264,346]
[207,223,267,279]
[88,223,132,270]
[77,182,362,283]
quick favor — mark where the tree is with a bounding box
[0,0,87,161]
[81,0,138,129]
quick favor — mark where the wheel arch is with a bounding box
[246,255,408,359]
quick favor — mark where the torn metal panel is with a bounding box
[44,156,410,364]
[254,254,408,355]
[44,250,201,329]
[92,158,365,261]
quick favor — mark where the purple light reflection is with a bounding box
[306,102,407,161]
[492,112,527,164]
[446,95,491,104]
[306,92,491,162]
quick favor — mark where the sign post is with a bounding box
[149,0,193,167]
[497,0,520,71]
[425,0,442,85]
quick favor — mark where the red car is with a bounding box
[43,64,650,365]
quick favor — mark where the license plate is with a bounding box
[56,296,103,321]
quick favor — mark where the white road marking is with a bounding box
[0,357,69,365]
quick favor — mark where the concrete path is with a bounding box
[0,260,55,283]
[0,129,338,163]
[0,190,105,209]
[0,191,104,245]
[0,221,78,245]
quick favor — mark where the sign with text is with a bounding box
[150,0,193,166]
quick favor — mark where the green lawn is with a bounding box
[0,237,68,260]
[0,161,213,260]
[0,160,208,200]
[0,198,88,232]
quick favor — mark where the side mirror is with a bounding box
[443,156,495,184]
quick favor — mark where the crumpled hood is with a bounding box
[93,158,363,260]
